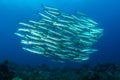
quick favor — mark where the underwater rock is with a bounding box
[28,71,45,80]
[0,60,15,80]
[1,61,120,80]
[12,77,23,80]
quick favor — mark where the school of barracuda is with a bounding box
[15,5,103,63]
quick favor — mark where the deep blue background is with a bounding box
[0,0,120,68]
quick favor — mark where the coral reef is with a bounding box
[0,60,120,80]
[0,60,15,80]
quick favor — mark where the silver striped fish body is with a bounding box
[15,5,104,63]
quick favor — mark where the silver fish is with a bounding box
[61,13,75,20]
[19,22,36,28]
[26,34,40,40]
[18,28,31,32]
[44,10,58,18]
[14,32,27,39]
[39,13,52,20]
[21,40,44,45]
[29,20,45,25]
[46,10,60,15]
[15,5,104,63]
[76,11,87,16]
[23,47,44,55]
[42,5,59,11]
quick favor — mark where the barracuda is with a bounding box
[85,18,98,25]
[79,39,93,46]
[14,32,28,39]
[53,23,77,36]
[39,13,52,20]
[46,35,60,41]
[41,18,53,23]
[45,43,58,50]
[47,29,71,39]
[44,10,58,18]
[29,20,45,25]
[91,28,104,33]
[32,46,45,51]
[61,13,75,20]
[18,28,31,32]
[37,24,71,39]
[41,37,58,46]
[46,10,60,15]
[30,30,43,38]
[47,47,57,52]
[76,11,87,16]
[80,49,98,53]
[15,5,103,63]
[71,15,80,21]
[26,35,40,40]
[21,40,44,45]
[75,56,89,61]
[42,5,59,11]
[23,47,44,55]
[19,22,36,28]
[57,18,74,24]
[69,24,83,32]
[53,22,66,27]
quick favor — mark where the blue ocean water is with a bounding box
[0,0,120,68]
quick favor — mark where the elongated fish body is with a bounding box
[15,5,103,63]
[46,35,60,41]
[39,13,52,20]
[68,24,83,32]
[47,47,57,52]
[52,59,65,63]
[40,37,58,46]
[53,23,76,35]
[42,5,59,11]
[21,40,44,45]
[46,10,60,16]
[19,22,36,28]
[76,11,87,17]
[84,17,98,25]
[44,10,58,18]
[29,20,45,25]
[14,32,28,39]
[23,47,44,55]
[61,13,75,20]
[91,28,104,33]
[32,46,45,52]
[80,49,98,53]
[57,18,73,24]
[45,43,58,50]
[30,30,43,38]
[79,39,93,46]
[71,15,80,21]
[75,56,89,61]
[41,18,53,23]
[18,28,31,32]
[53,22,66,27]
[37,25,48,31]
[26,35,40,40]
